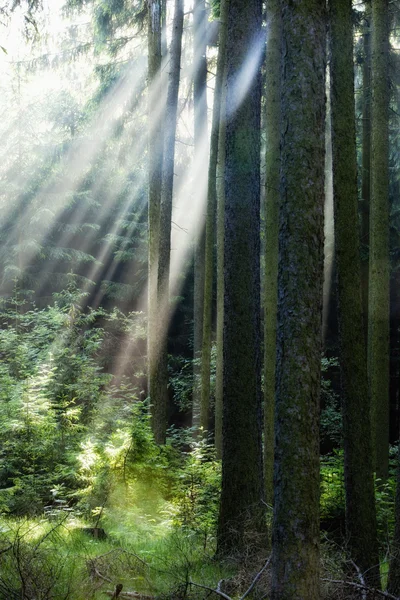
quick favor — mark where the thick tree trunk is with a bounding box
[200,0,227,439]
[271,2,325,599]
[216,0,265,556]
[147,0,164,443]
[156,0,185,444]
[329,0,380,587]
[369,0,390,482]
[192,0,208,434]
[263,0,281,508]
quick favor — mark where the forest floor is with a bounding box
[0,508,391,600]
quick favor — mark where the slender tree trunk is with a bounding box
[200,0,227,438]
[271,2,325,598]
[147,0,164,443]
[214,2,228,457]
[361,0,371,342]
[329,0,380,586]
[216,0,265,556]
[192,0,208,434]
[155,0,185,444]
[369,0,390,482]
[263,0,281,508]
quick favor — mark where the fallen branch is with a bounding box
[105,591,155,599]
[350,560,367,600]
[322,578,400,599]
[189,555,272,600]
[189,580,232,600]
[240,556,271,600]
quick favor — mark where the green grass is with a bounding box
[0,505,234,600]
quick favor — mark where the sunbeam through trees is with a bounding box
[1,1,400,599]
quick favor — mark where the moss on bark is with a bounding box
[271,2,325,598]
[369,0,390,482]
[216,0,265,556]
[329,0,380,586]
[264,0,281,508]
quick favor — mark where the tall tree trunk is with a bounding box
[147,0,164,443]
[329,0,380,586]
[361,0,371,342]
[214,1,228,457]
[192,0,208,434]
[369,0,390,482]
[200,0,227,439]
[155,0,185,445]
[216,0,265,555]
[264,0,281,508]
[271,2,325,599]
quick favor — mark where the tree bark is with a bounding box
[200,0,227,440]
[329,0,380,586]
[216,0,265,556]
[369,0,390,482]
[192,0,208,434]
[214,0,228,458]
[147,0,164,443]
[264,0,281,508]
[155,0,185,444]
[271,2,325,598]
[361,0,371,343]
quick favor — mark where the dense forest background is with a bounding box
[0,0,399,599]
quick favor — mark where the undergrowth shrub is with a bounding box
[0,519,77,600]
[0,286,151,518]
[172,441,221,548]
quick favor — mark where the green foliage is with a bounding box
[170,345,217,414]
[320,449,345,526]
[0,519,79,600]
[320,446,398,548]
[0,286,110,514]
[172,442,221,548]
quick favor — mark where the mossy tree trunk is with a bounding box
[271,2,325,598]
[361,0,371,341]
[329,0,380,586]
[369,0,390,482]
[200,0,227,439]
[147,0,164,443]
[263,0,281,508]
[216,0,265,555]
[192,0,208,434]
[156,0,184,445]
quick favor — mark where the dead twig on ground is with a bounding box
[105,591,155,599]
[322,577,400,599]
[189,554,272,600]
